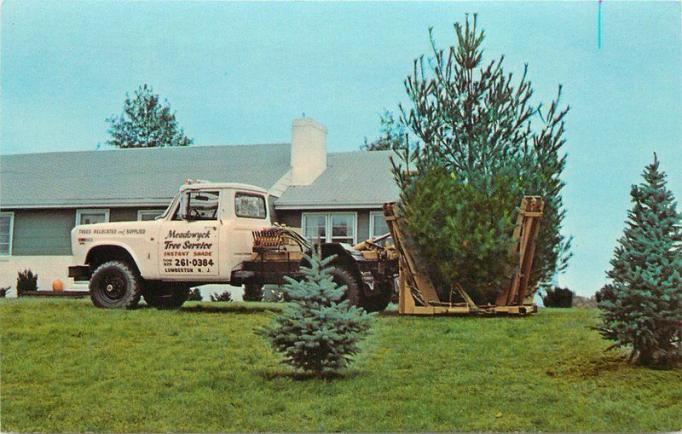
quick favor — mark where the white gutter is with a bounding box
[1,200,173,210]
[274,203,391,210]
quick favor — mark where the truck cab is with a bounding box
[69,182,272,308]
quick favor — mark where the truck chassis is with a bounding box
[230,227,398,312]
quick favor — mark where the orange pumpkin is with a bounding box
[52,279,64,292]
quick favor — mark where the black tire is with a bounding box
[330,267,364,307]
[89,260,142,309]
[243,283,263,302]
[143,283,190,309]
[362,283,393,313]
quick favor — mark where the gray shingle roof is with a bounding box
[275,150,399,209]
[0,144,290,208]
[0,145,399,209]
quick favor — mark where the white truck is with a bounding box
[69,181,397,310]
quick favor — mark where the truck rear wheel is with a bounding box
[330,267,364,308]
[89,260,142,309]
[143,283,190,309]
[362,283,393,312]
[243,283,263,301]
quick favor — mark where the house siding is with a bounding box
[9,209,75,255]
[110,207,138,222]
[275,210,301,228]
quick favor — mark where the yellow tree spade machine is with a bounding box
[383,195,545,315]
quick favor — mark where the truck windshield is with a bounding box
[157,194,179,220]
[173,190,220,221]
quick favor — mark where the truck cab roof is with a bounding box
[178,182,268,195]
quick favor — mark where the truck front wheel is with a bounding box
[143,283,190,309]
[89,261,142,309]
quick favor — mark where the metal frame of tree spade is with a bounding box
[384,196,544,315]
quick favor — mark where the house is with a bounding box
[0,118,398,294]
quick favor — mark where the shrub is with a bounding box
[16,269,38,293]
[0,287,8,298]
[542,287,574,308]
[188,287,202,301]
[258,255,372,375]
[210,290,233,302]
[598,155,682,367]
[262,285,284,302]
[572,295,598,309]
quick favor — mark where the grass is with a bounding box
[1,299,680,432]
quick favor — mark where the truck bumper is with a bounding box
[68,265,91,282]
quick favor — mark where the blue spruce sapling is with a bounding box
[259,255,372,375]
[598,154,682,366]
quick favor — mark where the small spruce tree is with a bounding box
[259,255,372,375]
[598,154,682,366]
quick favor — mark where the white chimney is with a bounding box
[290,117,327,186]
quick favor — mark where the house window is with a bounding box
[302,212,356,245]
[76,209,110,225]
[330,213,355,244]
[0,212,14,256]
[137,209,165,221]
[369,211,390,238]
[303,214,327,242]
[235,193,266,219]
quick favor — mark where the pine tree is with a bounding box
[258,255,372,375]
[390,15,571,302]
[361,111,406,151]
[598,154,682,366]
[399,165,520,303]
[106,84,193,148]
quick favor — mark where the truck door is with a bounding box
[222,191,269,275]
[158,189,221,280]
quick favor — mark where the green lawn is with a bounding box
[1,299,680,432]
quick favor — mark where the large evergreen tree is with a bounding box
[361,111,406,151]
[597,155,682,366]
[391,15,571,302]
[258,255,372,375]
[106,84,193,148]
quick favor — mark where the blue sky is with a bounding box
[1,1,680,296]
